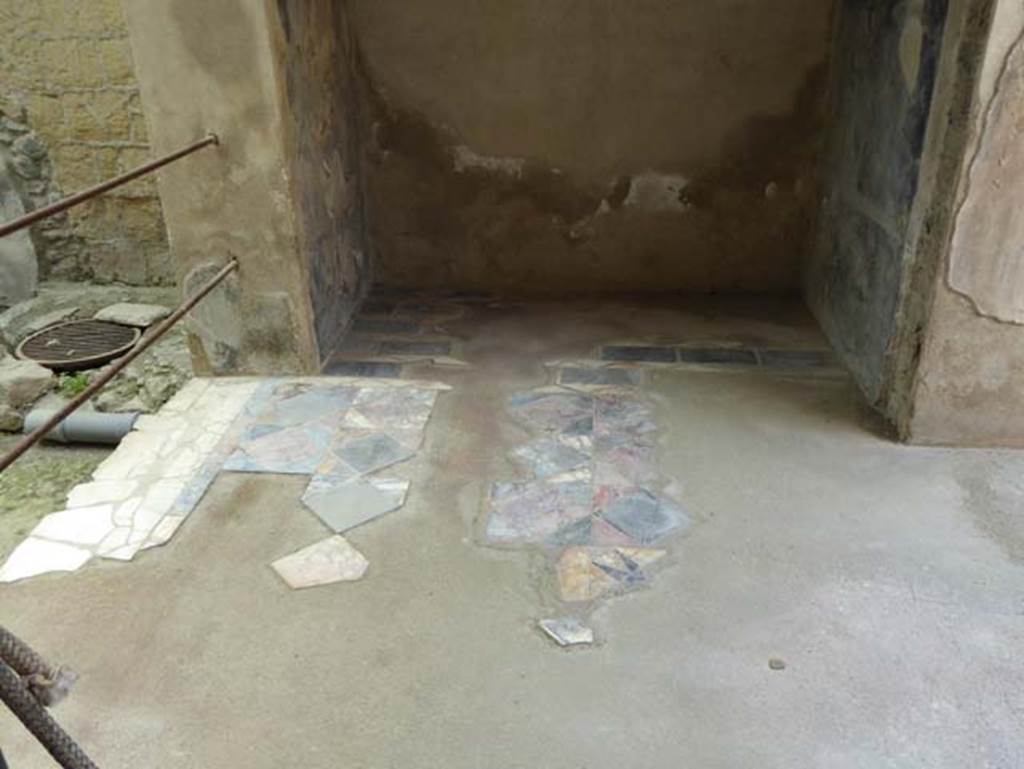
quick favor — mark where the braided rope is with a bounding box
[0,662,97,769]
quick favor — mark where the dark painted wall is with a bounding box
[805,0,949,403]
[276,1,371,363]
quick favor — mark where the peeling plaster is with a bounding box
[452,145,525,179]
[947,20,1024,325]
[621,173,691,213]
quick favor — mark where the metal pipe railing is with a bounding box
[0,134,218,239]
[0,258,239,474]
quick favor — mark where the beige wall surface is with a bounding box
[120,0,317,374]
[909,0,1024,446]
[0,0,171,285]
[350,0,834,294]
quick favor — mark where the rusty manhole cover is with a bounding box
[16,320,141,372]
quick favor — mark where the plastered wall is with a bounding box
[349,0,834,295]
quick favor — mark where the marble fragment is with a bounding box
[555,546,665,602]
[0,538,92,582]
[31,505,115,546]
[507,390,594,435]
[556,547,617,602]
[539,617,595,646]
[65,480,137,509]
[597,488,690,545]
[140,515,187,550]
[271,535,369,589]
[344,387,436,430]
[224,423,334,474]
[301,477,409,533]
[333,432,414,475]
[510,437,590,479]
[487,480,592,544]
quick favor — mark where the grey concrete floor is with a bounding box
[2,298,1023,768]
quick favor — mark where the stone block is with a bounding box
[72,0,126,37]
[0,356,54,411]
[94,302,171,327]
[62,91,132,141]
[97,39,136,84]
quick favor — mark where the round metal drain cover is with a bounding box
[17,320,141,372]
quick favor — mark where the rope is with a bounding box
[0,626,97,769]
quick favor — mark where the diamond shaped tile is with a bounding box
[597,488,690,544]
[301,477,410,532]
[559,367,641,388]
[507,390,594,434]
[223,423,334,474]
[344,387,437,430]
[486,480,592,544]
[601,346,676,363]
[511,438,590,479]
[677,347,757,365]
[333,432,414,475]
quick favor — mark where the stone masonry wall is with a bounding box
[0,0,172,286]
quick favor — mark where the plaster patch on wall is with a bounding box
[947,25,1024,325]
[622,173,690,213]
[452,145,525,179]
[900,0,925,91]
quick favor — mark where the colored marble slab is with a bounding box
[556,547,617,602]
[601,346,677,363]
[260,383,358,426]
[323,361,402,378]
[332,432,414,475]
[592,443,658,488]
[756,348,837,369]
[539,617,594,646]
[597,488,690,545]
[486,480,592,544]
[594,395,657,440]
[224,423,335,474]
[507,390,594,435]
[344,387,437,431]
[677,347,758,365]
[271,535,369,589]
[559,367,641,388]
[378,340,452,357]
[555,546,666,602]
[301,477,410,533]
[510,438,590,479]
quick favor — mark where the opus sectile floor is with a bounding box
[0,376,448,585]
[0,295,843,645]
[486,372,693,646]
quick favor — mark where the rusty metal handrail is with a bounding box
[0,134,218,239]
[0,258,239,474]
